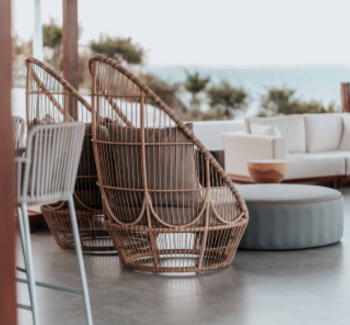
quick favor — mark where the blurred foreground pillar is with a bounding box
[341,83,350,113]
[63,0,79,119]
[0,0,17,324]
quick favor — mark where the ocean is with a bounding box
[13,66,350,120]
[142,65,350,118]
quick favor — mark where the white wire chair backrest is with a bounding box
[12,115,26,149]
[15,122,85,205]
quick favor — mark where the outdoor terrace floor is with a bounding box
[17,187,350,325]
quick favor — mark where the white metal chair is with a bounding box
[15,122,93,325]
[12,115,26,150]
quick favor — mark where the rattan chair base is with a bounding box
[42,206,115,252]
[105,217,248,272]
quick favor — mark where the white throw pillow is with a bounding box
[340,114,350,150]
[250,123,281,136]
[245,115,306,153]
[304,114,343,152]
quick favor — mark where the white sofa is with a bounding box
[220,113,350,184]
[192,120,244,148]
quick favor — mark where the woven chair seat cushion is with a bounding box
[98,122,201,208]
[105,190,240,226]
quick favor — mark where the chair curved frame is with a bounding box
[25,57,114,252]
[89,54,249,272]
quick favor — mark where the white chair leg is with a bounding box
[17,207,34,310]
[21,204,40,325]
[67,195,93,325]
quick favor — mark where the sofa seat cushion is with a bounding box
[304,114,343,152]
[285,153,345,180]
[245,114,306,153]
[300,150,350,175]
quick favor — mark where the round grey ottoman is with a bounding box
[237,184,343,250]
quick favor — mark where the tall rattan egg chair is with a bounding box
[25,57,114,252]
[89,54,249,272]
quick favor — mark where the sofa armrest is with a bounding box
[220,133,288,177]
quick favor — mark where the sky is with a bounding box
[12,0,350,67]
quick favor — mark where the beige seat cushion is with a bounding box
[105,190,239,226]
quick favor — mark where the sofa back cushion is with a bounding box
[304,114,343,152]
[245,115,306,153]
[250,123,281,136]
[339,113,350,150]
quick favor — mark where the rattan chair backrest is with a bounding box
[88,55,247,227]
[25,57,102,212]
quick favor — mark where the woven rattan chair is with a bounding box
[25,57,114,252]
[15,122,93,325]
[88,55,249,273]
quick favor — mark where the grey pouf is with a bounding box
[236,184,343,250]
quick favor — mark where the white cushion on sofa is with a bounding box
[245,115,306,153]
[339,114,350,150]
[298,150,350,175]
[285,153,345,179]
[304,114,343,152]
[250,124,281,136]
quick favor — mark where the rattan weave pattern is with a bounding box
[25,57,114,252]
[89,55,249,272]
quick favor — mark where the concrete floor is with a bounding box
[17,187,350,325]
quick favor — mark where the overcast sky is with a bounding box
[12,0,350,67]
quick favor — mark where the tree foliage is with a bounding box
[258,87,340,116]
[183,72,210,119]
[90,36,145,65]
[206,81,248,119]
[138,73,186,117]
[43,18,62,49]
[42,18,63,70]
[184,72,210,104]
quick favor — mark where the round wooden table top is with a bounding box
[247,160,289,183]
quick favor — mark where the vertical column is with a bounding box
[341,83,350,113]
[63,0,79,119]
[0,0,16,324]
[33,0,43,61]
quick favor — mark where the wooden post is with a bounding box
[341,83,350,113]
[63,0,79,120]
[0,0,17,324]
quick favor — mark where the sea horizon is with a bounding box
[141,65,350,117]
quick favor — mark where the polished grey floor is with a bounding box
[17,188,350,325]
